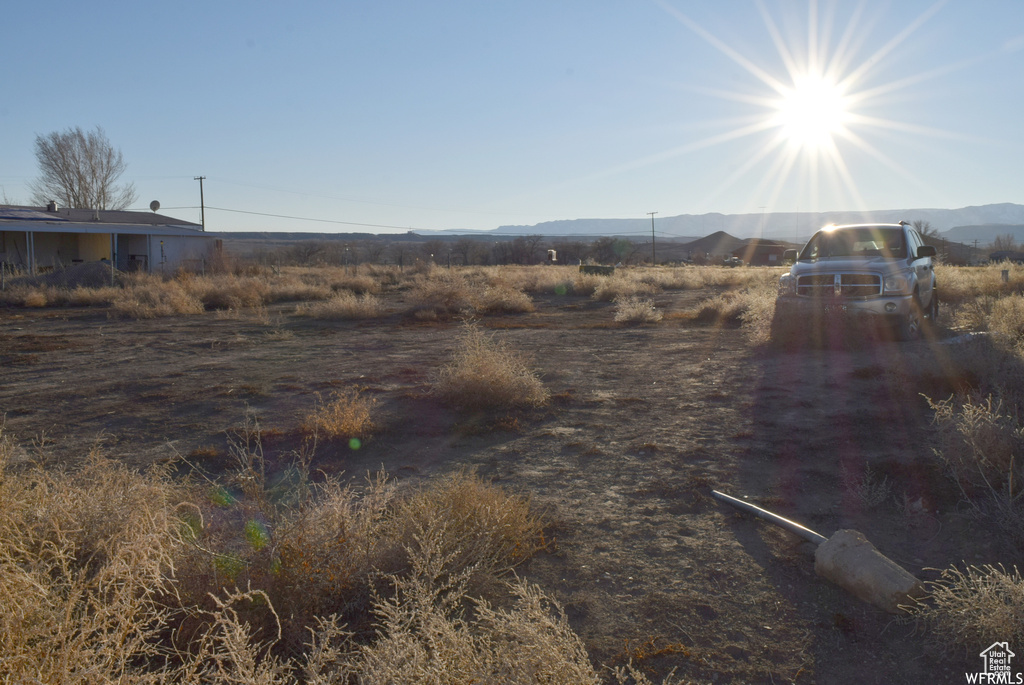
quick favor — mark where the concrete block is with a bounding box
[814,529,925,613]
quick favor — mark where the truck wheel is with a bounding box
[926,289,939,327]
[896,297,923,342]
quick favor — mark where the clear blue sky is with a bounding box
[2,1,1022,233]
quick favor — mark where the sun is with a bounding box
[641,0,962,214]
[774,73,849,150]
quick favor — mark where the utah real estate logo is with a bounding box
[967,642,1022,683]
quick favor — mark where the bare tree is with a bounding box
[451,238,475,266]
[912,220,938,240]
[361,240,387,264]
[993,234,1018,253]
[29,126,137,210]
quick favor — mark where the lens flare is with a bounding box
[775,74,849,150]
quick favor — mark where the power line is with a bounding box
[130,202,709,237]
[204,206,435,232]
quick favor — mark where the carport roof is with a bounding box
[0,204,208,237]
[0,221,212,237]
[0,205,203,230]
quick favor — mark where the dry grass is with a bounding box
[927,393,1024,498]
[300,389,377,442]
[614,296,663,324]
[433,323,550,410]
[475,284,536,314]
[910,564,1024,653]
[686,277,778,345]
[110,275,206,318]
[182,273,271,310]
[361,560,601,685]
[0,414,586,682]
[408,270,475,318]
[990,294,1024,347]
[295,291,385,319]
[936,262,1024,310]
[394,469,547,581]
[0,446,187,683]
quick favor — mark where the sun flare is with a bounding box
[775,74,849,150]
[647,0,962,213]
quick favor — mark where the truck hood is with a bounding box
[791,256,908,275]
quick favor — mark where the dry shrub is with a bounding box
[296,291,385,319]
[20,287,49,307]
[66,285,121,306]
[433,323,549,410]
[910,564,1024,653]
[0,448,186,684]
[0,416,592,682]
[990,294,1024,345]
[950,295,996,331]
[264,473,402,649]
[937,262,1024,310]
[0,283,121,308]
[691,289,750,325]
[841,464,892,507]
[408,271,474,318]
[927,393,1024,498]
[184,273,271,310]
[737,281,778,344]
[110,275,205,318]
[394,469,547,581]
[570,272,604,297]
[179,464,551,665]
[614,296,663,324]
[475,284,535,314]
[361,550,600,685]
[591,275,659,302]
[926,391,1024,544]
[941,335,1024,412]
[517,265,579,295]
[300,389,377,441]
[330,273,380,295]
[265,276,332,303]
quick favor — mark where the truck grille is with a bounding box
[796,273,882,298]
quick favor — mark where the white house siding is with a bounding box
[0,224,217,274]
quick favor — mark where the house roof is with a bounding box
[0,204,207,237]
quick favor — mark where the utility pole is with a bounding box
[194,176,206,231]
[648,211,657,264]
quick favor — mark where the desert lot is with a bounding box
[0,282,1005,684]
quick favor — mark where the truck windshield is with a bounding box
[800,227,906,260]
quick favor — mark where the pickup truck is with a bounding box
[773,222,938,342]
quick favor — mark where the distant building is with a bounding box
[732,239,788,266]
[0,204,219,274]
[989,250,1024,264]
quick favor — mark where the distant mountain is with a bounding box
[941,223,1024,245]
[678,231,747,256]
[489,203,1024,241]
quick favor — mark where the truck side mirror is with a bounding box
[917,245,937,258]
[783,249,798,262]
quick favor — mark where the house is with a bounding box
[731,238,789,266]
[0,203,219,274]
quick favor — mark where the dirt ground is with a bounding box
[0,287,999,684]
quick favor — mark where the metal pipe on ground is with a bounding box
[711,490,924,613]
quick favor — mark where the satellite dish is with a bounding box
[149,200,160,212]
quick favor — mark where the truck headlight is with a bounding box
[778,273,795,296]
[883,274,911,294]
